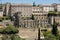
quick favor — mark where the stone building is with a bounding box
[32,6,49,28]
[23,19,34,28]
[1,3,60,28]
[11,4,32,17]
[0,9,3,17]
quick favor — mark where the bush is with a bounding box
[31,14,34,20]
[0,17,3,22]
[0,25,19,34]
[10,34,22,40]
[44,33,56,40]
[43,31,56,40]
[2,35,9,40]
[43,30,59,40]
[48,11,57,16]
[52,18,58,36]
[5,25,19,34]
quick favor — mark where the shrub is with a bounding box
[2,35,9,40]
[4,25,19,34]
[10,34,21,40]
[48,11,57,16]
[44,33,56,40]
[43,31,56,40]
[0,25,19,34]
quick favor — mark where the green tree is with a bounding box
[5,25,19,34]
[10,34,21,40]
[31,14,34,20]
[52,18,58,36]
[2,35,7,40]
[44,34,56,40]
[0,25,19,34]
[43,31,56,40]
[48,11,56,24]
[33,2,36,7]
[0,4,2,9]
[48,11,56,16]
[38,28,40,40]
[10,34,25,40]
[0,24,20,40]
[14,13,19,27]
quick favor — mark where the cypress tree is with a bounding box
[31,14,34,20]
[52,18,58,36]
[38,28,40,40]
[33,2,36,7]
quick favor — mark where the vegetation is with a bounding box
[31,14,34,20]
[57,12,60,15]
[48,11,56,16]
[0,24,25,40]
[44,33,56,40]
[0,17,3,22]
[10,34,22,40]
[43,18,59,40]
[33,2,36,7]
[14,13,19,27]
[38,28,40,40]
[0,4,2,9]
[0,24,19,34]
[1,34,25,40]
[52,18,58,36]
[44,9,60,40]
[43,30,58,40]
[2,35,9,40]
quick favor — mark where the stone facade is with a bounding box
[11,4,32,17]
[1,3,60,28]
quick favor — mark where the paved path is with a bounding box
[18,28,38,40]
[18,27,53,40]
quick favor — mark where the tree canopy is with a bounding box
[31,14,34,20]
[0,25,19,34]
[48,11,57,16]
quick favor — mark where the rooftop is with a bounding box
[11,3,32,7]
